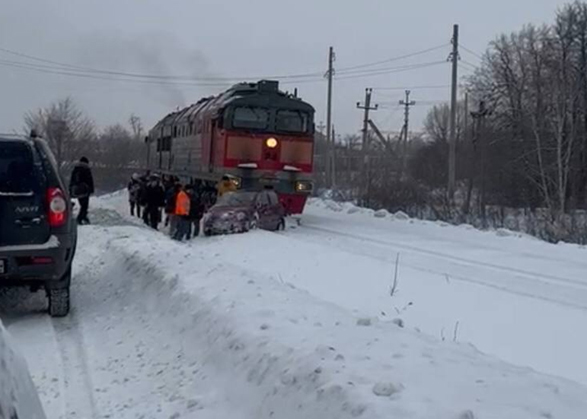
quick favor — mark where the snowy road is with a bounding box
[0,210,242,419]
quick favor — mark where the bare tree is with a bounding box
[24,97,95,167]
[129,114,144,142]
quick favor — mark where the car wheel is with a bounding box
[249,213,259,230]
[48,287,70,317]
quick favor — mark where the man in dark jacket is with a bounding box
[186,185,205,239]
[69,157,95,225]
[128,173,143,218]
[143,175,165,230]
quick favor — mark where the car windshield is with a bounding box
[275,110,310,133]
[232,107,269,130]
[215,191,256,207]
[0,142,39,195]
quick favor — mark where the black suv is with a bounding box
[0,134,76,317]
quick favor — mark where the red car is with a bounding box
[203,190,285,236]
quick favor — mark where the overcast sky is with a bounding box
[0,0,570,137]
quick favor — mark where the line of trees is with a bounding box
[24,98,146,191]
[465,1,587,216]
[318,1,587,243]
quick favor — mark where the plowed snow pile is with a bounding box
[0,321,46,419]
[76,191,587,418]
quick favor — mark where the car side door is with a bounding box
[254,191,272,230]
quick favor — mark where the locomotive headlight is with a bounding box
[295,181,313,193]
[266,137,278,148]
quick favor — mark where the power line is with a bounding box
[337,43,449,72]
[0,52,448,86]
[0,46,324,82]
[459,44,484,61]
[372,84,450,91]
[0,43,450,84]
[0,57,449,89]
[333,61,447,81]
[0,59,235,87]
[334,60,444,76]
[460,60,478,71]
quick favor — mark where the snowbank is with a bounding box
[0,321,46,419]
[310,198,556,241]
[77,216,587,419]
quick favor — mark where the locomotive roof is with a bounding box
[149,80,314,136]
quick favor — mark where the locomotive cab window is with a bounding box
[232,107,269,130]
[276,110,310,133]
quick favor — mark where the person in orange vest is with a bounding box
[172,184,191,241]
[216,175,236,197]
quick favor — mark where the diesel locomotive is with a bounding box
[146,80,315,214]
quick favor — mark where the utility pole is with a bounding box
[357,88,378,205]
[464,90,469,141]
[331,124,337,187]
[325,46,335,188]
[399,90,416,180]
[471,100,489,227]
[448,24,460,198]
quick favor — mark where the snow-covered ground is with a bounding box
[2,191,587,418]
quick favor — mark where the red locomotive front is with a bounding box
[147,80,315,215]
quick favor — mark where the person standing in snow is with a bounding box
[69,156,95,225]
[140,170,150,224]
[173,184,191,241]
[143,174,165,230]
[165,182,181,236]
[186,184,205,239]
[216,175,236,197]
[128,173,143,218]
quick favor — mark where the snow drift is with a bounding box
[0,320,46,419]
[74,215,587,419]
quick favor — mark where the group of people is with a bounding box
[128,173,236,241]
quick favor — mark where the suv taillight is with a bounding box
[47,188,67,227]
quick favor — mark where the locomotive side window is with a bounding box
[233,107,269,130]
[276,110,310,133]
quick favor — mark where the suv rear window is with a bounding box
[0,142,43,195]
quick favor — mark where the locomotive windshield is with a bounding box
[276,110,310,133]
[232,107,269,130]
[229,105,313,134]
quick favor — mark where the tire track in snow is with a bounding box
[51,313,99,419]
[302,223,587,292]
[291,224,587,311]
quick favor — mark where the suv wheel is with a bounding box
[48,288,70,317]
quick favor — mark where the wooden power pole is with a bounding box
[357,88,378,205]
[471,100,490,226]
[399,90,416,179]
[325,46,335,188]
[448,24,459,197]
